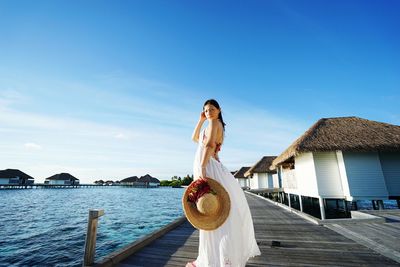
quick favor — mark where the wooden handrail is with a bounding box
[83,209,104,267]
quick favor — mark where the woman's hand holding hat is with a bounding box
[182,177,230,231]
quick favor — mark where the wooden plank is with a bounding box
[95,216,188,267]
[325,209,400,264]
[99,192,400,267]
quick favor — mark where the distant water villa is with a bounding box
[245,156,277,190]
[233,166,251,189]
[45,173,80,185]
[0,169,34,185]
[0,169,161,189]
[119,174,161,187]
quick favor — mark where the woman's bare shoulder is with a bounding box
[209,119,223,132]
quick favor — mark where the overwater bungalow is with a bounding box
[233,167,250,189]
[44,173,80,185]
[105,180,115,186]
[270,116,400,219]
[138,174,160,187]
[245,156,277,190]
[120,176,139,185]
[0,169,35,185]
[94,180,105,185]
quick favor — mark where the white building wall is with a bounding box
[343,152,388,199]
[313,152,344,198]
[257,173,268,188]
[379,152,400,196]
[250,173,259,189]
[336,151,351,198]
[47,180,67,185]
[295,152,319,197]
[282,169,297,189]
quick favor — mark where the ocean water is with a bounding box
[0,187,185,267]
[356,200,398,210]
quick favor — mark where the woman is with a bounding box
[187,99,261,267]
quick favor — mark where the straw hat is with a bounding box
[182,177,230,231]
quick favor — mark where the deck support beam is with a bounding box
[319,197,326,220]
[377,200,384,210]
[299,195,303,212]
[351,201,358,210]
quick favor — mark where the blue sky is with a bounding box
[0,0,399,183]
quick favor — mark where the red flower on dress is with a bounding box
[187,178,216,203]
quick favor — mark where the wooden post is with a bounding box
[83,209,104,267]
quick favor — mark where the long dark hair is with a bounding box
[203,99,226,131]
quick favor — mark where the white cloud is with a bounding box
[0,99,310,183]
[0,75,312,184]
[24,142,42,150]
[114,133,129,140]
[0,88,26,107]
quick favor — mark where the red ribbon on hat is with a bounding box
[187,178,215,203]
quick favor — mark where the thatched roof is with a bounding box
[45,173,79,181]
[138,174,160,183]
[271,116,400,169]
[234,167,251,179]
[0,169,35,180]
[120,176,139,182]
[245,156,277,176]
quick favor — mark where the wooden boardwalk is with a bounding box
[326,209,400,263]
[106,193,400,266]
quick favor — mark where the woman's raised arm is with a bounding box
[191,111,206,143]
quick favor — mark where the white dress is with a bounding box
[192,128,261,267]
